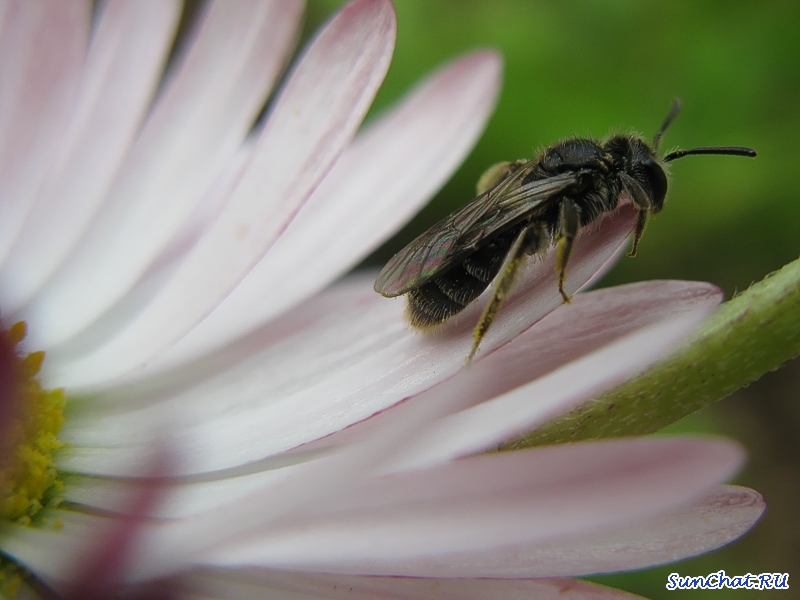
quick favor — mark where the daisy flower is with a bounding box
[0,0,779,598]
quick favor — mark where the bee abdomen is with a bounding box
[407,264,490,328]
[461,241,507,282]
[406,227,520,328]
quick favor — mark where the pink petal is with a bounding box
[151,49,503,373]
[175,569,646,600]
[371,485,761,578]
[224,485,758,579]
[2,509,639,599]
[200,437,743,572]
[57,277,713,479]
[127,362,482,582]
[382,282,721,470]
[21,0,305,349]
[62,463,298,520]
[50,438,725,581]
[0,0,183,312]
[311,280,720,463]
[7,436,743,585]
[58,217,642,478]
[38,0,397,389]
[51,203,632,407]
[0,0,89,262]
[59,231,646,477]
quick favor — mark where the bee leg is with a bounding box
[468,224,543,363]
[627,208,649,258]
[556,198,580,302]
[620,174,652,258]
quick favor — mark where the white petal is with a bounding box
[0,509,639,598]
[37,0,397,389]
[130,361,482,583]
[364,484,761,578]
[176,568,646,600]
[22,0,305,350]
[384,282,721,471]
[56,274,400,475]
[221,485,758,579]
[151,49,503,373]
[59,210,633,477]
[5,439,742,585]
[0,0,182,311]
[307,280,720,460]
[0,0,89,262]
[200,437,743,572]
[0,510,99,587]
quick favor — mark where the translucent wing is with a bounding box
[374,168,586,296]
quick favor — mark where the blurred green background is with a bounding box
[303,2,800,599]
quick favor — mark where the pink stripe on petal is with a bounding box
[41,0,397,389]
[0,511,105,585]
[63,446,175,600]
[176,569,646,600]
[0,0,89,263]
[22,0,305,349]
[0,0,182,312]
[201,437,743,573]
[62,457,304,519]
[0,452,176,590]
[151,49,503,373]
[123,347,488,582]
[0,321,22,464]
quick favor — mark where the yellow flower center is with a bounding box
[1,321,66,597]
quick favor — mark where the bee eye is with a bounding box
[643,159,668,211]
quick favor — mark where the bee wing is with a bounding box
[374,170,585,296]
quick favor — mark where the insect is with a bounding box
[374,100,756,361]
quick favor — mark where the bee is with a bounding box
[374,100,756,361]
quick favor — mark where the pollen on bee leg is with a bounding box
[475,160,527,195]
[555,198,579,303]
[467,225,532,363]
[627,208,649,258]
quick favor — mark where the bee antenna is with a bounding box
[653,98,682,151]
[663,146,757,162]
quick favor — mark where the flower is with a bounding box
[0,1,764,598]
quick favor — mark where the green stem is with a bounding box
[513,256,800,447]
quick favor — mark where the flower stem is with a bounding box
[514,255,800,447]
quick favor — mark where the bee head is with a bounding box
[608,100,756,214]
[630,137,670,213]
[640,155,669,213]
[604,135,669,213]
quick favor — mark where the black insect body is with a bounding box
[374,101,756,361]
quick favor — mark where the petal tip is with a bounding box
[343,0,397,36]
